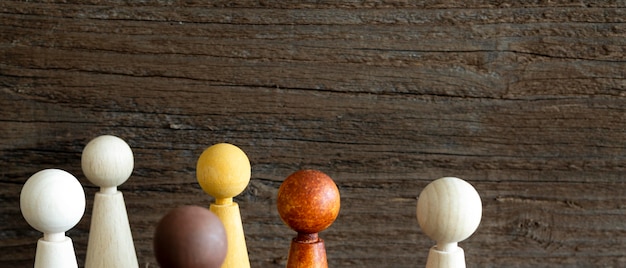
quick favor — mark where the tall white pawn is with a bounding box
[416,177,482,268]
[82,135,138,268]
[20,169,86,268]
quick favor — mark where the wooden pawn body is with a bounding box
[85,191,138,268]
[286,234,328,268]
[425,246,466,268]
[209,201,250,268]
[34,237,78,268]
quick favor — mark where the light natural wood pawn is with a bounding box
[82,135,138,268]
[416,177,482,268]
[277,169,341,268]
[196,143,251,268]
[20,169,86,268]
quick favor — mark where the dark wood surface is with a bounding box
[1,1,625,267]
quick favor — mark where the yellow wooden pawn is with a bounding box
[196,143,251,268]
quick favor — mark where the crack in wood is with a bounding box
[496,195,583,209]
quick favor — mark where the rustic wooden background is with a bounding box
[1,1,625,267]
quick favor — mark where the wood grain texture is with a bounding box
[1,1,625,267]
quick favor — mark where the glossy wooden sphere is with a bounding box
[196,143,251,201]
[277,170,340,235]
[154,206,227,268]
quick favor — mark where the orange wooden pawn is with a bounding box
[277,169,340,268]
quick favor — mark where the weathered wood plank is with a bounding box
[1,1,625,267]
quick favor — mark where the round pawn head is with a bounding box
[20,169,86,241]
[81,135,134,190]
[277,170,340,235]
[154,205,228,268]
[416,177,482,249]
[196,143,251,201]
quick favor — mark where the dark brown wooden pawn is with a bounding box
[153,206,227,268]
[277,170,341,268]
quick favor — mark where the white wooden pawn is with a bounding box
[416,177,482,268]
[20,169,86,268]
[82,135,138,268]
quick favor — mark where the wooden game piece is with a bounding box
[81,135,138,268]
[20,169,86,268]
[196,143,251,268]
[416,177,482,268]
[154,205,228,268]
[276,169,341,268]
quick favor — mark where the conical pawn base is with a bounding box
[85,192,138,268]
[286,235,327,268]
[210,201,250,268]
[425,246,466,268]
[34,237,78,268]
